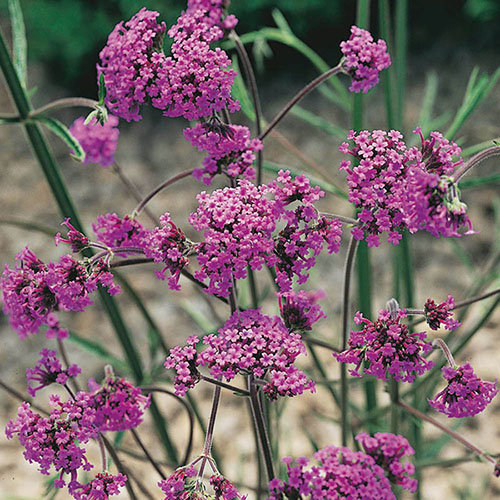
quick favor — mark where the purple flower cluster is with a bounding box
[164,309,315,400]
[26,349,81,397]
[92,213,149,252]
[267,445,397,500]
[278,290,326,332]
[269,170,343,290]
[335,308,435,382]
[339,128,472,244]
[55,218,89,253]
[428,362,498,418]
[159,465,246,500]
[87,374,151,432]
[424,295,460,331]
[70,472,127,500]
[356,432,417,493]
[153,8,239,120]
[340,25,391,93]
[98,8,167,121]
[189,180,279,297]
[69,115,119,167]
[141,213,192,290]
[1,247,119,340]
[5,398,96,488]
[184,122,262,186]
[186,0,238,30]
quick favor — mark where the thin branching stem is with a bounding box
[130,428,167,480]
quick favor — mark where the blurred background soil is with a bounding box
[0,1,500,499]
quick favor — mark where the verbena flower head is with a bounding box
[92,213,150,253]
[186,0,238,30]
[424,295,460,331]
[340,25,391,93]
[26,348,81,398]
[69,115,119,167]
[269,170,342,290]
[1,248,118,340]
[278,290,326,332]
[189,180,279,297]
[87,370,150,432]
[355,432,417,493]
[428,361,498,418]
[159,465,246,500]
[98,8,167,122]
[404,167,474,238]
[141,213,192,290]
[69,472,127,500]
[184,122,262,186]
[267,446,396,500]
[165,309,315,400]
[335,308,435,382]
[5,400,94,485]
[152,8,239,120]
[339,129,416,246]
[55,218,89,253]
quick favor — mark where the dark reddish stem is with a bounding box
[259,65,341,140]
[398,400,499,469]
[201,375,250,396]
[432,338,456,367]
[320,212,360,226]
[130,427,166,480]
[453,146,500,183]
[133,169,195,216]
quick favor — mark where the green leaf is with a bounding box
[289,105,347,139]
[417,71,439,134]
[271,9,293,35]
[231,55,255,121]
[8,0,27,86]
[252,35,273,74]
[459,173,500,189]
[98,72,106,104]
[32,116,85,161]
[67,330,129,373]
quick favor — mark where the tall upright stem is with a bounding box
[259,66,341,140]
[341,236,359,446]
[230,31,264,184]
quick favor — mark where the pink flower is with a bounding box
[184,122,262,186]
[69,472,127,500]
[164,309,314,400]
[335,308,435,382]
[55,218,89,253]
[278,290,326,332]
[340,26,391,93]
[356,432,417,493]
[69,115,119,167]
[26,349,81,398]
[424,295,460,331]
[267,446,397,500]
[98,9,167,122]
[428,362,498,418]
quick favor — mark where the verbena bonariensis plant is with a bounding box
[1,1,500,499]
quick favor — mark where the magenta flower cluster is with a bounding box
[267,442,405,500]
[339,127,472,245]
[340,25,391,93]
[94,212,191,290]
[5,398,96,490]
[69,115,119,167]
[335,308,435,382]
[70,472,127,500]
[186,0,238,30]
[278,290,326,333]
[87,375,151,432]
[189,172,342,297]
[428,362,498,418]
[356,432,417,493]
[184,122,263,186]
[189,180,279,297]
[98,8,167,122]
[424,295,460,331]
[1,247,119,340]
[159,465,246,500]
[26,348,81,397]
[55,218,90,253]
[165,309,315,400]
